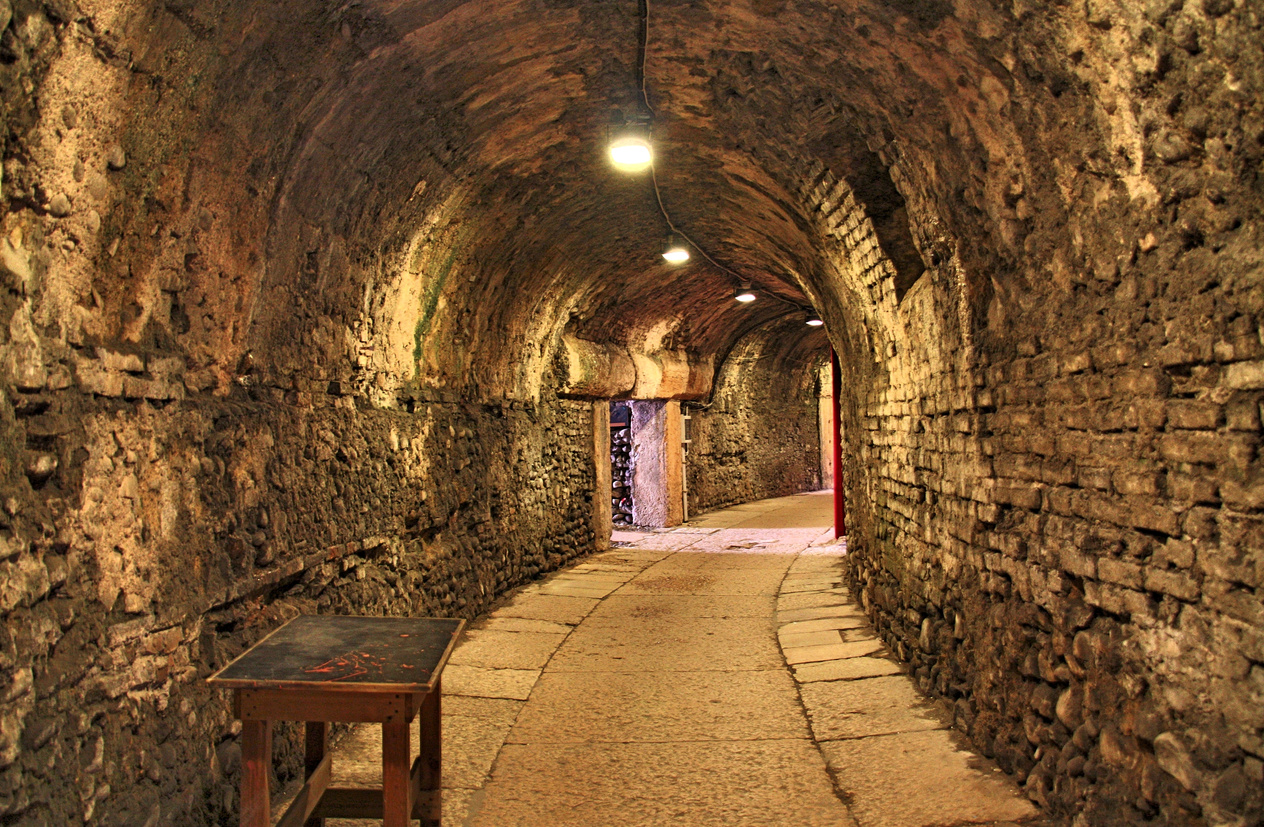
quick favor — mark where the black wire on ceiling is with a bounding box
[634,0,812,315]
[637,0,652,115]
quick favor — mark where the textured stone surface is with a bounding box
[778,588,854,610]
[0,0,1258,821]
[820,730,1038,827]
[783,639,885,665]
[586,593,777,620]
[507,669,807,744]
[442,666,541,702]
[801,676,949,741]
[547,615,784,673]
[793,657,906,684]
[495,593,600,627]
[446,629,569,671]
[472,740,851,827]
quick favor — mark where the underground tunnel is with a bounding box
[0,0,1261,824]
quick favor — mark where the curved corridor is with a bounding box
[318,492,1040,827]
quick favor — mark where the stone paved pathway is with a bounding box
[281,490,1046,827]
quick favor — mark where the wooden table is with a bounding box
[209,615,465,827]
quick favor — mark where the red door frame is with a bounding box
[831,348,846,539]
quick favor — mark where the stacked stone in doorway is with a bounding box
[611,426,633,525]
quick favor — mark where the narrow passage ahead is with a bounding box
[305,491,1041,827]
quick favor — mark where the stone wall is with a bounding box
[0,3,610,823]
[0,370,597,824]
[815,2,1264,820]
[843,255,1264,824]
[686,321,825,514]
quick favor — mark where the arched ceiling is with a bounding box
[30,0,1228,401]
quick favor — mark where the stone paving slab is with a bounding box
[535,582,618,598]
[566,564,642,576]
[506,668,808,743]
[443,665,541,700]
[779,622,877,644]
[778,604,866,623]
[547,615,783,672]
[777,588,853,610]
[779,629,843,648]
[586,593,776,619]
[779,615,870,634]
[547,572,632,585]
[686,536,823,556]
[600,547,674,564]
[446,629,568,670]
[622,569,786,596]
[784,639,884,665]
[789,549,847,563]
[646,550,799,570]
[476,616,573,634]
[495,593,598,626]
[469,740,855,827]
[792,654,905,683]
[801,675,949,741]
[819,729,1038,826]
[769,509,1040,827]
[611,532,708,550]
[781,578,844,593]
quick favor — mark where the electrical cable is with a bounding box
[638,0,814,316]
[637,0,653,116]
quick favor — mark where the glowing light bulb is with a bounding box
[661,235,690,264]
[806,317,824,326]
[608,120,652,172]
[735,285,757,303]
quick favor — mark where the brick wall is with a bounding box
[810,112,1264,827]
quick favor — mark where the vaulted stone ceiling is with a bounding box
[20,0,1250,409]
[24,0,1071,402]
[12,0,1259,407]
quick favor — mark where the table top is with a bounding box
[208,615,465,693]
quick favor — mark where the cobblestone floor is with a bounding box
[274,490,1047,827]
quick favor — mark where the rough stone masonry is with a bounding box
[0,0,1259,825]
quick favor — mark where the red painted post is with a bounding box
[831,348,846,539]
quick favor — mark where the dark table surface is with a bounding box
[208,615,465,693]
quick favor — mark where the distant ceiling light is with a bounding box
[661,234,690,264]
[735,282,757,303]
[806,316,824,326]
[608,110,652,172]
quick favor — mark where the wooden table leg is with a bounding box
[304,722,328,827]
[382,718,411,827]
[241,718,273,827]
[418,679,442,825]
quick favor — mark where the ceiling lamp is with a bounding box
[806,315,824,326]
[661,234,690,264]
[734,282,757,303]
[608,110,652,172]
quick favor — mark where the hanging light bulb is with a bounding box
[734,282,757,303]
[806,315,824,326]
[608,110,652,172]
[661,234,690,264]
